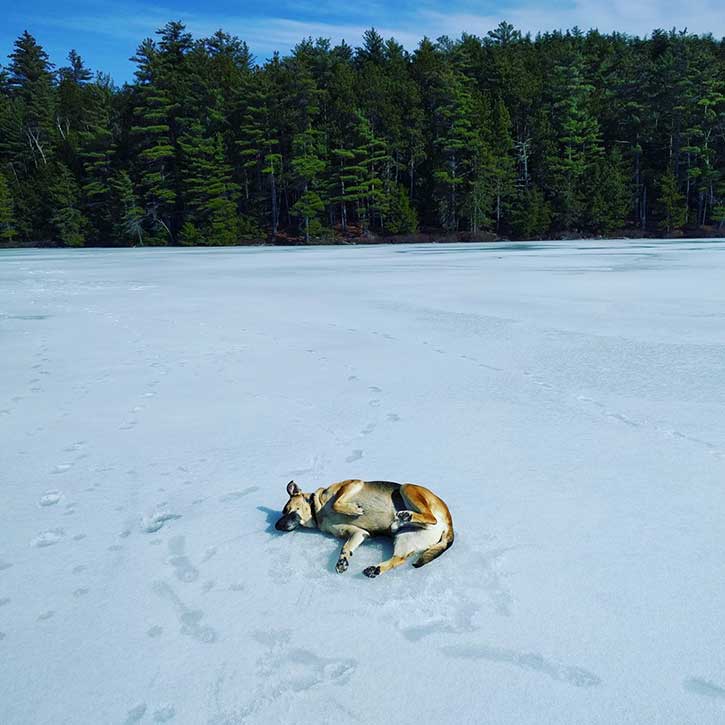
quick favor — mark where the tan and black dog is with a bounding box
[275,479,454,577]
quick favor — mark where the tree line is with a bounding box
[0,22,724,246]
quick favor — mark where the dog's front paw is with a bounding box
[363,565,381,579]
[396,510,412,523]
[336,557,349,573]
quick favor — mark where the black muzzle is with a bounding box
[275,512,301,531]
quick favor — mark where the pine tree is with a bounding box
[657,169,686,233]
[4,32,57,239]
[385,184,418,234]
[290,126,326,242]
[0,172,16,243]
[111,171,144,245]
[7,31,56,170]
[130,37,176,242]
[345,114,391,231]
[57,49,93,155]
[234,68,281,235]
[328,148,356,231]
[588,148,631,234]
[488,98,516,232]
[50,163,87,246]
[547,49,603,231]
[180,125,239,245]
[77,77,116,241]
[510,186,552,238]
[431,69,477,231]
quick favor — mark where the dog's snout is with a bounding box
[275,512,300,531]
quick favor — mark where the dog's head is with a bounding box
[275,480,315,531]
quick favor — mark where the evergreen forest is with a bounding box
[1,22,724,246]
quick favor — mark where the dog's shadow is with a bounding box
[257,505,393,575]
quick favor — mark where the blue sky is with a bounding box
[3,0,723,84]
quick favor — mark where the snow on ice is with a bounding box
[1,240,725,724]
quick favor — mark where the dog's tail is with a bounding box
[412,525,454,568]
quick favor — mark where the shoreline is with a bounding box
[3,229,725,250]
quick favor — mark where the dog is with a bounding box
[275,479,454,577]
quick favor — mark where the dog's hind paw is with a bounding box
[396,510,412,523]
[336,557,349,573]
[363,565,381,578]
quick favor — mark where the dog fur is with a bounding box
[275,479,454,577]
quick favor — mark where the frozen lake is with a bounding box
[2,240,725,724]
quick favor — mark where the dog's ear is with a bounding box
[287,480,301,497]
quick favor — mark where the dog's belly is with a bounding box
[324,482,400,535]
[350,510,396,536]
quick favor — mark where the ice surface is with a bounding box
[1,240,725,724]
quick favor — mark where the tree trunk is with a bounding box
[270,170,278,236]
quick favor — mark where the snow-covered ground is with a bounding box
[2,240,725,725]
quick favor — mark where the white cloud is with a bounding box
[421,0,724,40]
[185,17,423,53]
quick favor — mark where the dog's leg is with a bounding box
[363,551,414,578]
[396,484,438,526]
[336,527,368,573]
[332,479,366,517]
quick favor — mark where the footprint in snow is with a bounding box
[153,705,176,722]
[51,463,72,474]
[124,704,147,724]
[152,581,217,644]
[229,629,357,717]
[201,547,217,563]
[141,511,181,534]
[168,536,199,583]
[30,529,65,547]
[440,644,601,688]
[218,486,259,503]
[400,597,481,642]
[683,678,725,699]
[63,441,86,453]
[38,491,63,506]
[345,450,363,463]
[0,560,13,572]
